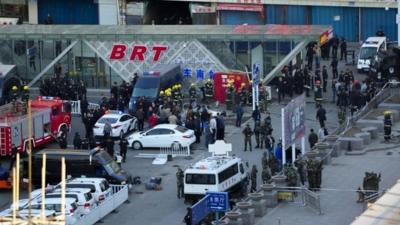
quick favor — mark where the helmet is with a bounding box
[384,110,392,116]
[159,90,164,95]
[191,83,195,86]
[23,85,29,91]
[12,86,18,91]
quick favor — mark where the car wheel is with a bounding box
[132,141,142,150]
[171,142,181,150]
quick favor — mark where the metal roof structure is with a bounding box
[0,24,330,41]
[350,179,400,225]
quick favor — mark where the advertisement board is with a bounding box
[282,94,306,148]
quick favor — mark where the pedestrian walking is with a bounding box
[308,129,318,149]
[119,138,128,162]
[322,65,328,92]
[316,105,327,128]
[254,121,261,148]
[340,38,347,61]
[235,103,244,127]
[242,124,253,152]
[136,108,145,131]
[252,106,261,125]
[73,132,82,149]
[250,165,258,192]
[176,168,184,199]
[210,116,217,143]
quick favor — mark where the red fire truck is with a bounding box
[0,96,71,156]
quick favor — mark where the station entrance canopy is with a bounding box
[0,24,330,89]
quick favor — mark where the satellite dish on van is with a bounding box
[208,140,232,156]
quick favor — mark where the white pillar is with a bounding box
[398,0,400,46]
[291,143,296,164]
[255,85,259,107]
[252,86,256,110]
[28,0,38,24]
[301,136,306,155]
[281,108,286,165]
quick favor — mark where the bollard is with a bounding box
[248,193,267,217]
[305,150,318,159]
[272,175,287,187]
[236,202,255,225]
[260,184,278,208]
[225,211,243,225]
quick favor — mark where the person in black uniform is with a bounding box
[119,138,128,162]
[384,111,392,141]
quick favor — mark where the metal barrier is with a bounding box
[64,101,100,116]
[74,184,129,225]
[159,145,191,157]
[303,188,322,215]
[333,81,397,136]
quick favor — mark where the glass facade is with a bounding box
[0,24,328,89]
[0,0,28,22]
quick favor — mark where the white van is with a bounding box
[357,37,387,72]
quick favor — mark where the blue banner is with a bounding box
[252,63,260,86]
[196,68,205,80]
[208,70,214,79]
[183,67,192,78]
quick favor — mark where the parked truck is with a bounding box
[0,96,71,156]
[370,46,400,82]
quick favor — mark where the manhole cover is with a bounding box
[386,151,393,155]
[135,191,144,194]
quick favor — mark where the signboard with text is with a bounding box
[282,94,306,148]
[207,192,229,212]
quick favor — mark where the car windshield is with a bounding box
[175,126,188,133]
[359,47,378,59]
[185,173,216,185]
[97,117,118,124]
[133,77,159,98]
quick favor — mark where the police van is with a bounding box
[357,37,387,73]
[183,141,248,201]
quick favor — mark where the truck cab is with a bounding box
[31,96,71,134]
[370,47,400,82]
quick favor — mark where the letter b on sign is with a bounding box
[110,44,127,60]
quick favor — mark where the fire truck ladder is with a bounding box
[0,127,8,156]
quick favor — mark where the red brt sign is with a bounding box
[109,44,168,62]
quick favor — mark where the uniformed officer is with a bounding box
[260,122,268,149]
[205,79,213,102]
[225,81,234,111]
[254,121,261,148]
[261,164,272,184]
[314,80,323,107]
[176,168,184,199]
[11,85,18,113]
[250,165,258,192]
[157,90,165,106]
[384,111,392,141]
[119,138,128,162]
[294,157,306,185]
[242,124,253,152]
[261,151,269,169]
[189,83,197,102]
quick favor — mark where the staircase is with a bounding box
[200,41,246,71]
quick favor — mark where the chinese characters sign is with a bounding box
[282,94,306,148]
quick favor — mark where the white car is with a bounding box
[30,197,79,225]
[127,124,196,150]
[66,177,112,204]
[47,188,96,215]
[93,111,137,138]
